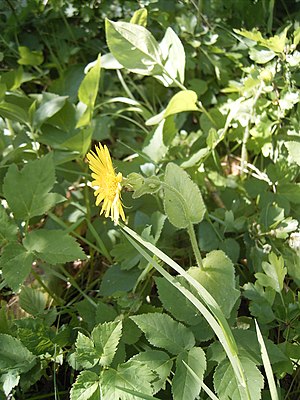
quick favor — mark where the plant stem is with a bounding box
[187,222,203,269]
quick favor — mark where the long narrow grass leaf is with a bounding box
[255,320,280,400]
[121,225,250,397]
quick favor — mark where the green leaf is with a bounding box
[0,101,28,123]
[156,28,185,86]
[0,205,18,247]
[214,357,264,400]
[1,371,20,397]
[285,141,300,166]
[70,371,100,400]
[163,162,206,229]
[101,360,156,399]
[255,252,287,293]
[19,287,47,315]
[1,242,34,291]
[76,54,101,128]
[130,8,148,26]
[3,154,64,220]
[23,229,86,264]
[155,277,200,326]
[78,54,101,107]
[131,313,195,355]
[129,350,172,394]
[172,347,206,400]
[74,333,97,369]
[143,121,168,163]
[146,90,198,126]
[188,250,240,319]
[105,19,163,76]
[33,93,68,129]
[92,321,122,367]
[99,264,141,295]
[0,333,36,373]
[18,46,43,66]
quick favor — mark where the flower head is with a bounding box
[87,143,125,224]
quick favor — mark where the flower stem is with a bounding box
[187,221,203,269]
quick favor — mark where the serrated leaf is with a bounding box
[188,250,240,319]
[3,154,65,220]
[129,350,172,394]
[105,19,163,76]
[70,371,100,400]
[214,357,264,400]
[0,205,18,246]
[1,242,34,291]
[0,333,36,373]
[131,313,195,355]
[285,141,300,166]
[101,360,156,399]
[255,252,287,293]
[75,332,97,369]
[23,229,86,264]
[92,321,122,367]
[163,162,206,229]
[172,347,206,400]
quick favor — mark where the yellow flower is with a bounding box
[87,143,125,224]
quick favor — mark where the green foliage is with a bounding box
[0,0,299,398]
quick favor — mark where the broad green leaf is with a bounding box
[70,371,100,400]
[18,46,43,66]
[130,8,148,26]
[214,357,264,400]
[129,175,162,199]
[143,120,168,163]
[249,47,276,64]
[255,252,287,293]
[1,242,34,292]
[2,371,20,397]
[156,28,185,86]
[33,93,68,128]
[77,54,101,128]
[19,287,47,315]
[92,321,122,367]
[172,347,206,400]
[99,264,141,295]
[105,19,163,76]
[131,313,195,355]
[163,162,206,229]
[23,229,86,264]
[155,277,200,325]
[164,90,199,117]
[0,333,36,373]
[285,141,300,166]
[0,101,28,123]
[129,350,172,394]
[3,154,64,220]
[146,90,198,126]
[101,360,156,399]
[78,54,101,108]
[188,250,240,319]
[0,205,18,246]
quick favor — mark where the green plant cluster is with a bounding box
[0,1,300,399]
